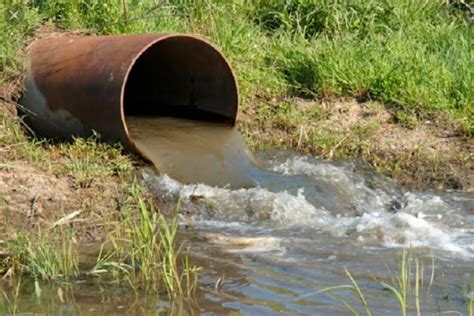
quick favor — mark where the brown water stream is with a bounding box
[126,117,258,188]
[2,117,473,315]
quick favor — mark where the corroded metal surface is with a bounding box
[20,34,239,152]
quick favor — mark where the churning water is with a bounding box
[130,117,473,314]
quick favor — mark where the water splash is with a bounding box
[143,154,474,258]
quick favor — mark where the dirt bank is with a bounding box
[240,97,473,192]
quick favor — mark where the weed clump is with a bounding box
[1,182,198,299]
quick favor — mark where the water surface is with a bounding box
[3,117,473,315]
[129,117,473,314]
[143,151,474,315]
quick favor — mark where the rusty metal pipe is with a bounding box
[20,34,239,152]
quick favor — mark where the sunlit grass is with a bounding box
[0,109,49,163]
[0,0,471,190]
[4,0,469,132]
[90,184,200,297]
[9,228,79,281]
[55,132,133,187]
[1,182,199,302]
[0,0,472,312]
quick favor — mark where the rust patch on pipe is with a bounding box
[20,34,239,153]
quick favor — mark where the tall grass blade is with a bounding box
[345,268,372,316]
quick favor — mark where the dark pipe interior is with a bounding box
[124,37,238,124]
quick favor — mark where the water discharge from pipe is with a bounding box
[126,116,262,188]
[126,116,370,212]
[18,35,474,315]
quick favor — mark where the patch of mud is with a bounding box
[0,159,128,243]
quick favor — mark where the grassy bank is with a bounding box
[12,0,473,129]
[1,0,472,189]
[2,1,472,126]
[0,113,198,309]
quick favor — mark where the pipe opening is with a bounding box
[122,35,249,187]
[123,36,238,125]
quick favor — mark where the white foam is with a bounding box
[271,156,391,214]
[143,156,474,259]
[174,177,331,227]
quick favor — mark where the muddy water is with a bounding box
[135,117,474,315]
[126,117,261,188]
[4,118,473,315]
[142,151,474,315]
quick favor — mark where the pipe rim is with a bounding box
[119,34,240,153]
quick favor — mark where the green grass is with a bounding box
[0,1,39,86]
[0,109,49,163]
[2,0,470,132]
[90,183,199,297]
[0,108,133,184]
[56,132,132,187]
[0,0,472,310]
[8,228,79,281]
[1,182,198,298]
